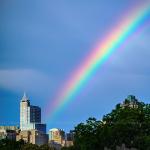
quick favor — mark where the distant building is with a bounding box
[66,131,74,141]
[16,129,48,146]
[0,126,19,131]
[65,131,74,147]
[0,126,19,140]
[49,141,62,150]
[30,106,41,123]
[65,141,74,147]
[120,95,139,109]
[49,128,65,145]
[20,93,46,133]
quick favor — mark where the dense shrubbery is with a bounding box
[63,99,150,150]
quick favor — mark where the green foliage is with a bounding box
[73,117,101,150]
[68,99,150,150]
[39,144,56,150]
[1,97,150,150]
[0,139,25,150]
[21,143,39,150]
[61,146,75,150]
[0,139,56,150]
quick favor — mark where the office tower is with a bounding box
[20,92,46,133]
[20,93,31,131]
[30,106,41,123]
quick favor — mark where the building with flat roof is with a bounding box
[16,129,48,146]
[49,128,65,145]
[0,126,19,131]
[30,106,41,123]
[0,126,19,140]
[65,131,74,147]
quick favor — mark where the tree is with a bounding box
[21,143,39,150]
[71,97,150,150]
[39,144,56,150]
[0,139,25,150]
[61,146,75,150]
[73,117,101,150]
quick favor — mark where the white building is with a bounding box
[20,93,46,133]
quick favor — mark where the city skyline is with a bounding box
[1,0,150,131]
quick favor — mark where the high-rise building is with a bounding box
[20,93,31,131]
[30,106,41,123]
[20,93,46,133]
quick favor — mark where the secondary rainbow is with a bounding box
[45,2,150,120]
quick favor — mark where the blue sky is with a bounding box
[0,0,150,132]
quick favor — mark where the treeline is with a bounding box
[0,139,56,150]
[1,97,150,150]
[62,98,150,150]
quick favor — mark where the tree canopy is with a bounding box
[67,97,150,150]
[0,139,56,150]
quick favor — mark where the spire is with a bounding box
[22,92,29,101]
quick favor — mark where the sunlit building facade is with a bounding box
[0,126,19,140]
[20,93,46,133]
[49,128,65,145]
[16,129,48,146]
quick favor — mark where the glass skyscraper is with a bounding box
[20,93,46,133]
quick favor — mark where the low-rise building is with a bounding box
[65,131,74,147]
[49,141,62,150]
[65,140,74,147]
[120,95,139,109]
[16,129,48,145]
[49,128,65,145]
[0,126,19,131]
[0,126,19,140]
[66,131,74,141]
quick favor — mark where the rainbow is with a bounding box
[45,2,150,120]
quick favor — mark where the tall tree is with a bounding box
[70,97,150,150]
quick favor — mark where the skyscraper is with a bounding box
[30,106,41,123]
[20,93,31,131]
[20,93,46,133]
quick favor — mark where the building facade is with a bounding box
[20,93,31,131]
[16,129,48,146]
[120,95,139,109]
[0,126,19,140]
[65,131,74,147]
[49,128,65,145]
[30,106,41,123]
[20,93,46,133]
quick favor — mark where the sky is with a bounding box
[0,0,150,132]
